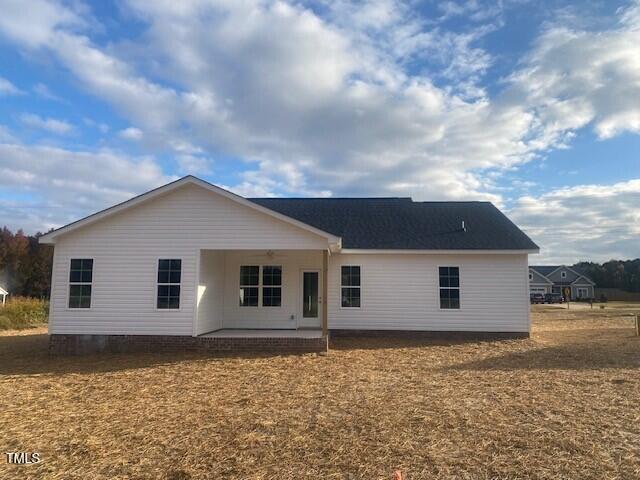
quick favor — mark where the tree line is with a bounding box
[574,259,640,293]
[0,227,53,298]
[1,225,639,297]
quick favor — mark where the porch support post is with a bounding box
[322,249,328,336]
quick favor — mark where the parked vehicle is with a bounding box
[544,293,563,304]
[530,293,545,304]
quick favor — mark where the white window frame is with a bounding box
[239,265,283,308]
[156,258,182,310]
[561,271,567,279]
[577,287,589,298]
[528,272,533,280]
[261,265,283,308]
[67,258,94,310]
[438,265,461,310]
[340,265,361,309]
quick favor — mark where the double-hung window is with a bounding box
[239,266,259,307]
[239,265,282,307]
[69,259,93,308]
[262,266,282,307]
[341,266,361,308]
[157,259,181,309]
[439,266,460,309]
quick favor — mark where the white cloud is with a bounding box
[0,76,23,96]
[176,154,211,175]
[0,142,172,231]
[0,0,638,262]
[83,118,110,133]
[20,113,74,134]
[0,125,16,142]
[0,0,85,48]
[119,127,144,141]
[33,83,63,102]
[507,1,640,141]
[509,179,640,263]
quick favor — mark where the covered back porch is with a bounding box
[195,249,329,343]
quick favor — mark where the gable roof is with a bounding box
[530,265,595,284]
[250,198,539,251]
[529,266,558,277]
[39,175,537,251]
[571,275,596,285]
[529,269,553,284]
[39,176,341,247]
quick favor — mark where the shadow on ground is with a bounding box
[0,333,298,376]
[329,335,522,351]
[1,325,638,376]
[447,327,640,371]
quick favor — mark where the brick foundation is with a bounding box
[329,329,529,340]
[49,334,328,355]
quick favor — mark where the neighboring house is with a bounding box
[0,286,7,306]
[40,176,539,354]
[529,266,595,300]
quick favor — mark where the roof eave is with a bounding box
[39,176,342,246]
[339,248,540,254]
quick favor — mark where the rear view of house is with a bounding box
[40,176,539,354]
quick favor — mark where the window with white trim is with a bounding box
[239,265,259,307]
[560,271,567,279]
[262,266,282,307]
[239,265,282,307]
[341,266,361,308]
[528,273,533,280]
[439,266,460,309]
[69,259,93,308]
[157,259,181,309]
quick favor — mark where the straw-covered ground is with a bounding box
[1,305,639,480]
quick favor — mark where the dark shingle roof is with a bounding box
[529,266,559,276]
[530,265,591,279]
[249,197,538,250]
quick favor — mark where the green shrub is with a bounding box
[0,296,49,330]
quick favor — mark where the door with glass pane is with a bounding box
[300,270,321,327]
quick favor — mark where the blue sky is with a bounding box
[0,0,639,263]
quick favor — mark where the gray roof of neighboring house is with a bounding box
[530,265,593,282]
[249,197,539,250]
[529,266,559,277]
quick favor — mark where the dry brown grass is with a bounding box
[1,307,639,480]
[0,296,48,330]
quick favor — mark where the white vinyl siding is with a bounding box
[48,183,329,335]
[328,253,529,332]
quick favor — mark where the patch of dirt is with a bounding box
[1,309,639,479]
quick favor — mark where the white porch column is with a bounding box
[322,249,328,335]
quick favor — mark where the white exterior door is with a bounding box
[299,269,321,328]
